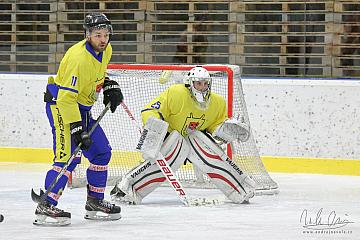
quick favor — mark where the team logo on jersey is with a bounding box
[181,113,206,135]
[71,76,78,86]
[59,151,67,159]
[151,101,161,109]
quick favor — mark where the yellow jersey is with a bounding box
[55,39,112,124]
[141,84,227,136]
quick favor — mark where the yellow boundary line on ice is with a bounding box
[0,147,359,176]
[262,156,360,176]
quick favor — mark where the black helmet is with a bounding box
[83,13,113,35]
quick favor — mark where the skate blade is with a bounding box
[84,211,121,221]
[33,215,71,226]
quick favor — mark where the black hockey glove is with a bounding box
[103,78,123,113]
[70,121,93,150]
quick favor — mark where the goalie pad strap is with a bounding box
[136,117,169,159]
[186,130,255,203]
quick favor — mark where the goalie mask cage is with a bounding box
[70,64,279,195]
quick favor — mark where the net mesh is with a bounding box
[71,64,278,194]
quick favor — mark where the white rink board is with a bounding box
[0,74,359,159]
[242,78,360,159]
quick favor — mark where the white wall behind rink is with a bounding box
[0,74,359,160]
[242,78,360,160]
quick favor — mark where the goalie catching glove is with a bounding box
[213,117,250,143]
[70,121,92,150]
[103,77,123,113]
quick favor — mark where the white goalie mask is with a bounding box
[184,67,212,105]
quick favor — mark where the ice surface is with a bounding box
[0,162,359,240]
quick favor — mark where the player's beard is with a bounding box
[92,42,108,53]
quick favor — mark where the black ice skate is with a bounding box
[84,195,121,221]
[33,201,71,226]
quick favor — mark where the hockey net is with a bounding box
[70,64,279,195]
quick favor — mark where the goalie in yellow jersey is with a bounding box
[33,13,123,226]
[111,66,256,205]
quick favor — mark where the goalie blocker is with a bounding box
[111,118,255,204]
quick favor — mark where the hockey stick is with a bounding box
[120,102,142,134]
[120,102,228,206]
[31,103,111,204]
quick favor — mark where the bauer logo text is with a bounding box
[156,159,185,196]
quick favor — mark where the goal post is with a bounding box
[70,64,279,195]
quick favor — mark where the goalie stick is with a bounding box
[31,103,111,204]
[120,102,225,206]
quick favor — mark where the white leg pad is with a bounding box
[186,130,256,203]
[118,130,190,204]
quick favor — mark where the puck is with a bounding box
[0,214,4,222]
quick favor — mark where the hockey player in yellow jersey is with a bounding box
[33,13,123,226]
[141,77,227,136]
[111,66,256,205]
